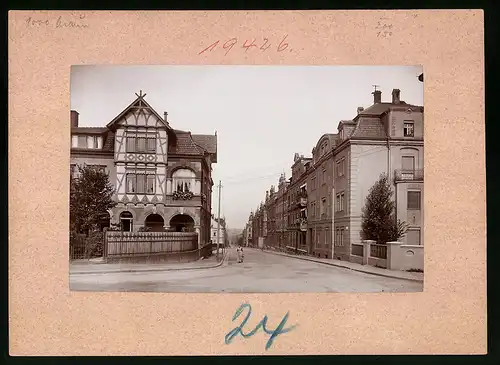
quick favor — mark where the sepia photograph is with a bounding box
[69,65,424,293]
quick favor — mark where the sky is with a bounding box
[71,65,423,230]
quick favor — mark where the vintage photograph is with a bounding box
[69,65,424,293]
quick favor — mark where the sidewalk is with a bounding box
[256,248,424,282]
[70,250,229,275]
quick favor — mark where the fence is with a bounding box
[70,232,104,260]
[370,244,387,259]
[104,231,200,263]
[349,240,423,271]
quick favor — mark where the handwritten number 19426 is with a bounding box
[199,35,290,56]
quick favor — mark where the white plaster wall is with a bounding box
[350,144,389,244]
[116,164,126,194]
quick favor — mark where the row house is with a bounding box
[286,154,312,252]
[246,87,424,262]
[70,92,217,248]
[264,186,278,248]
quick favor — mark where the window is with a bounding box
[126,173,156,194]
[137,137,147,152]
[126,135,157,153]
[407,191,421,210]
[172,169,196,193]
[336,193,345,212]
[336,158,345,178]
[311,176,316,190]
[406,229,421,245]
[77,135,87,148]
[321,198,327,216]
[324,228,328,246]
[404,122,415,137]
[322,168,326,185]
[147,138,156,152]
[310,202,316,218]
[126,137,135,152]
[335,228,344,247]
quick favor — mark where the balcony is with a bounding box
[394,169,424,182]
[297,197,307,207]
[294,218,307,232]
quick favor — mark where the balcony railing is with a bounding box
[297,197,307,207]
[394,168,424,182]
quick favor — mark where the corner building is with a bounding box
[70,92,217,248]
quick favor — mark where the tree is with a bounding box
[361,173,409,244]
[70,164,117,235]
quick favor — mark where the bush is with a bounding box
[361,174,409,244]
[87,231,104,258]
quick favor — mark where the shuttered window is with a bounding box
[126,137,135,152]
[147,138,156,152]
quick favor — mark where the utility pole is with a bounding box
[216,180,222,259]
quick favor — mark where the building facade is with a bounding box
[210,217,226,247]
[338,89,424,254]
[307,135,337,258]
[286,154,312,252]
[70,92,217,248]
[246,87,423,263]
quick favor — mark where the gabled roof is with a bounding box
[106,93,172,131]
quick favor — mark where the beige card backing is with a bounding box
[8,10,486,355]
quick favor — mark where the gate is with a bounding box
[70,231,105,260]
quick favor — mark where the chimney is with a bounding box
[392,89,401,104]
[70,110,79,128]
[357,106,364,114]
[372,90,382,104]
[164,111,170,126]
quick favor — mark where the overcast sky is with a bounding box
[71,65,423,230]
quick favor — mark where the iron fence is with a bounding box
[370,243,387,259]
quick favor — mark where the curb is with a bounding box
[70,250,229,275]
[258,249,424,283]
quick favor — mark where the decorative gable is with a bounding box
[106,91,172,131]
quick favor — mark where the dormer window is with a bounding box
[72,135,102,149]
[404,121,414,137]
[339,129,344,140]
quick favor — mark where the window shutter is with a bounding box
[137,137,146,152]
[147,138,156,152]
[137,174,145,193]
[126,137,135,152]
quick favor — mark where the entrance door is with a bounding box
[120,211,133,232]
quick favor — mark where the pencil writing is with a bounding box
[199,35,292,56]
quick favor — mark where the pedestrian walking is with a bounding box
[236,245,244,263]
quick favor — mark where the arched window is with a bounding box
[172,168,196,193]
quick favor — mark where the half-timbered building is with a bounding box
[70,91,217,248]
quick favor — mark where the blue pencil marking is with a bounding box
[225,303,297,350]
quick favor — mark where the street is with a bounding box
[70,247,423,293]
